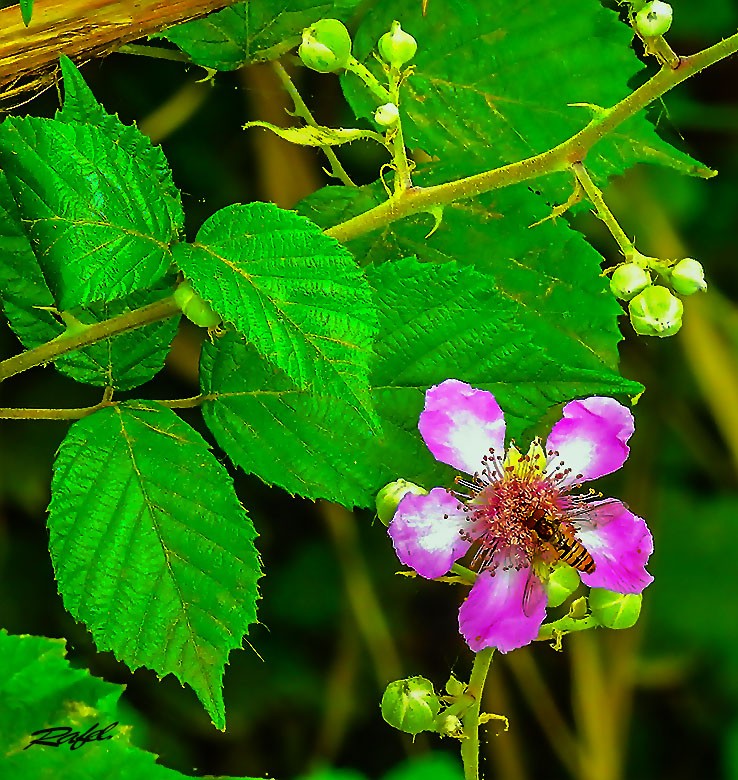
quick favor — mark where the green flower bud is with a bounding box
[437,714,464,738]
[589,588,642,629]
[546,561,581,608]
[670,258,707,296]
[609,263,652,301]
[635,1,673,37]
[629,285,683,337]
[381,676,440,735]
[378,21,417,69]
[445,674,465,697]
[374,102,399,127]
[298,19,352,73]
[173,281,222,329]
[376,479,427,526]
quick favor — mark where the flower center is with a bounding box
[455,440,578,573]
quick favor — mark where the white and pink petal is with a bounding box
[419,379,506,476]
[545,397,634,487]
[388,488,482,579]
[458,563,547,653]
[573,500,653,594]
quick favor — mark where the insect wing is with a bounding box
[522,565,545,618]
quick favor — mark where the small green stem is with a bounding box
[536,614,599,643]
[572,162,635,259]
[116,43,193,64]
[460,647,495,780]
[271,61,356,187]
[344,56,392,103]
[0,394,206,421]
[644,35,681,68]
[387,68,413,193]
[0,296,181,383]
[450,563,477,584]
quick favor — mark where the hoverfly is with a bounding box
[524,505,595,574]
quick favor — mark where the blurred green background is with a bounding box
[2,1,738,778]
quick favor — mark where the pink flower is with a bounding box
[388,379,653,653]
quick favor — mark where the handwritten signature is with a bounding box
[24,722,118,751]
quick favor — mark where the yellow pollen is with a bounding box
[502,438,547,479]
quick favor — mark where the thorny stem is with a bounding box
[572,162,635,259]
[271,60,356,187]
[325,31,738,244]
[460,647,495,780]
[0,296,181,383]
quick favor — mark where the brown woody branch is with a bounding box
[0,0,239,104]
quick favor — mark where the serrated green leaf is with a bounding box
[300,173,627,367]
[201,258,640,507]
[173,202,378,426]
[48,403,262,730]
[0,116,179,309]
[158,0,362,70]
[0,172,180,390]
[19,0,33,26]
[0,630,259,778]
[201,333,379,505]
[343,0,711,198]
[244,120,385,147]
[56,56,183,230]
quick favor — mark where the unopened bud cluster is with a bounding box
[298,18,417,76]
[610,257,706,338]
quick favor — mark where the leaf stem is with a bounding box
[460,647,495,780]
[325,31,738,244]
[116,43,193,63]
[387,68,413,193]
[0,296,181,384]
[0,394,207,420]
[271,60,356,187]
[536,614,599,643]
[640,34,681,69]
[572,162,634,259]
